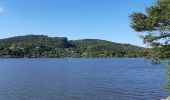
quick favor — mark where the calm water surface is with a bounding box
[0,58,169,100]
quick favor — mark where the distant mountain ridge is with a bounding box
[0,35,147,58]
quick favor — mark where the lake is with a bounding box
[0,58,169,100]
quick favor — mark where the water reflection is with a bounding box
[0,58,169,100]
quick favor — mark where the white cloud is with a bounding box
[0,6,4,13]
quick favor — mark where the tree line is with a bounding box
[0,35,147,58]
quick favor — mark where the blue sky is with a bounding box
[0,0,154,46]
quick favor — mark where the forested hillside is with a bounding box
[0,35,147,58]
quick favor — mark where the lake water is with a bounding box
[0,58,169,100]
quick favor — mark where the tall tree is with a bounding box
[130,0,170,63]
[130,0,170,91]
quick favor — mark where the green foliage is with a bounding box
[130,0,170,62]
[130,0,170,90]
[0,35,145,58]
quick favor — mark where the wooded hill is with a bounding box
[0,35,147,58]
